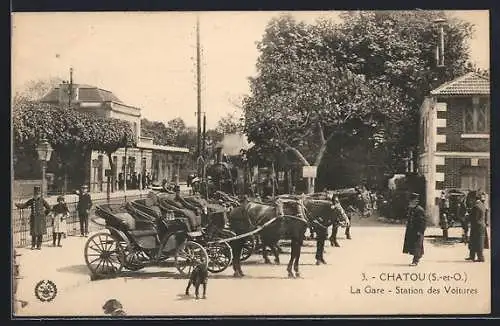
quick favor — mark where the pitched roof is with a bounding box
[40,84,124,103]
[430,72,490,96]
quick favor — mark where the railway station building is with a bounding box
[14,82,189,197]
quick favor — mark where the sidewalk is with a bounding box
[15,233,102,309]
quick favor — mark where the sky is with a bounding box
[12,10,490,129]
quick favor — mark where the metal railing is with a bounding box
[12,194,145,248]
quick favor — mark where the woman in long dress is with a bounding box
[51,195,69,247]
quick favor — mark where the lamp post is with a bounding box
[36,139,53,198]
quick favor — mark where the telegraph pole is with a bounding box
[202,112,207,157]
[68,67,73,108]
[196,16,202,159]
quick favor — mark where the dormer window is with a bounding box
[463,97,489,134]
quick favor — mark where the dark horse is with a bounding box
[227,199,308,278]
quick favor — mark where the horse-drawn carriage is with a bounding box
[440,188,482,242]
[84,193,238,278]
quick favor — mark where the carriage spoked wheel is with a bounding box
[240,235,256,262]
[84,232,124,277]
[206,241,233,273]
[174,241,208,276]
[118,242,147,271]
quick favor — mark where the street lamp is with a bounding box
[36,139,53,197]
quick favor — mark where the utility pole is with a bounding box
[196,16,202,159]
[202,112,207,157]
[68,67,73,108]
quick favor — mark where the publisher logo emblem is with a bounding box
[34,280,57,302]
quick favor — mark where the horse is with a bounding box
[227,199,308,278]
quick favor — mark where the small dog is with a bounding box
[185,263,208,300]
[102,299,127,316]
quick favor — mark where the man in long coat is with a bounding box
[15,186,51,250]
[465,191,487,262]
[402,193,427,266]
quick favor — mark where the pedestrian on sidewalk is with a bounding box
[402,193,427,266]
[76,184,92,237]
[51,195,69,247]
[465,191,487,262]
[15,186,51,250]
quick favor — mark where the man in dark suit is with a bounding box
[76,184,92,237]
[402,193,427,266]
[465,191,487,262]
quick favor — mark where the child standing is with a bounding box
[52,195,69,247]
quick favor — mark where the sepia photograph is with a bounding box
[11,10,490,317]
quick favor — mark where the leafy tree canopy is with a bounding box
[243,11,475,173]
[13,101,136,156]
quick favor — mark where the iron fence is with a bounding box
[12,194,144,248]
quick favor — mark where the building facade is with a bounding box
[418,72,490,223]
[39,83,189,193]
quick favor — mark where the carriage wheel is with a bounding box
[174,240,208,276]
[240,236,255,262]
[118,242,147,271]
[84,232,124,277]
[206,241,233,273]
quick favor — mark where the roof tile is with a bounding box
[430,72,490,96]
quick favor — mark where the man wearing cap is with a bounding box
[15,186,51,250]
[402,193,427,266]
[76,184,92,237]
[465,191,487,262]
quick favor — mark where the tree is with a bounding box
[244,15,408,171]
[332,10,475,159]
[243,12,475,189]
[215,113,244,136]
[13,102,136,191]
[13,77,63,107]
[140,118,176,145]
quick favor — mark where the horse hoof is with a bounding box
[295,273,301,278]
[288,273,295,278]
[274,260,280,265]
[264,260,272,265]
[334,243,340,247]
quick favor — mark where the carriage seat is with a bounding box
[129,229,158,237]
[114,212,136,230]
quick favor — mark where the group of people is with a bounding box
[118,171,152,191]
[15,184,93,250]
[403,191,489,266]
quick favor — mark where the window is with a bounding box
[463,97,489,133]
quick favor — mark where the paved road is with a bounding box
[15,215,490,316]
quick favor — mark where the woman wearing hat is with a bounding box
[51,195,69,247]
[15,186,51,250]
[402,193,427,266]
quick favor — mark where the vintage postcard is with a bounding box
[11,10,490,317]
